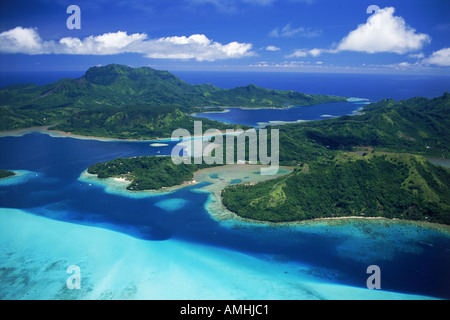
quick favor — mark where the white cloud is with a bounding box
[0,27,254,61]
[269,23,322,38]
[286,49,308,57]
[58,31,148,55]
[0,27,46,54]
[337,7,430,54]
[423,48,450,66]
[286,48,328,58]
[408,52,425,59]
[266,45,280,51]
[308,48,323,57]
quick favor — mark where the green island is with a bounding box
[0,64,344,139]
[0,170,15,179]
[87,156,214,191]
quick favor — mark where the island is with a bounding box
[87,155,217,191]
[0,170,15,179]
[0,64,346,140]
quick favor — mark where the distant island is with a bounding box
[0,64,345,140]
[0,170,15,179]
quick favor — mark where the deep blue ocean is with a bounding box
[0,71,449,299]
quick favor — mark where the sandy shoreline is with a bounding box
[0,125,174,143]
[79,169,199,197]
[0,125,250,143]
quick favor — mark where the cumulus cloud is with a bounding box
[423,48,450,66]
[58,31,148,55]
[337,7,430,54]
[0,27,47,54]
[269,23,322,38]
[286,7,431,62]
[0,27,254,61]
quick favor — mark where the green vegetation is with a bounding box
[222,152,450,224]
[221,93,450,224]
[86,92,450,224]
[276,93,450,165]
[52,104,250,140]
[0,170,15,179]
[87,156,214,191]
[0,64,346,138]
[205,83,346,109]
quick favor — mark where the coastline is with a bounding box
[79,163,450,234]
[0,125,175,143]
[78,169,199,198]
[222,204,450,235]
[192,97,363,114]
[0,125,252,143]
[188,166,450,234]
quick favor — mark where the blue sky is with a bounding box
[0,0,449,74]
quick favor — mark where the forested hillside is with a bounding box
[0,64,346,137]
[222,93,450,224]
[222,152,450,224]
[276,92,450,164]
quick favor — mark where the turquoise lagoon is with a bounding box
[0,132,449,300]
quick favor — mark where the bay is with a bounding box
[192,101,366,127]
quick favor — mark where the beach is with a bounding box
[0,125,174,143]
